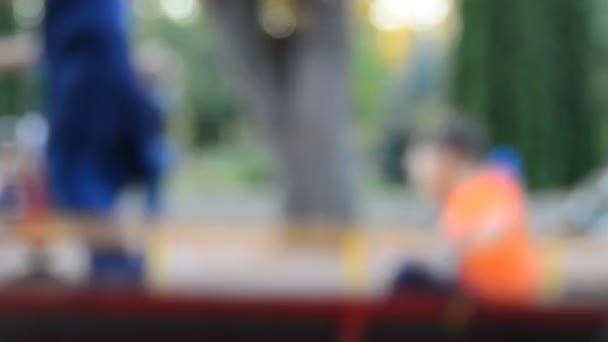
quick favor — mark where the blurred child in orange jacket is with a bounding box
[404,116,541,304]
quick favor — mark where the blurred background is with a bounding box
[2,0,608,226]
[0,1,607,339]
[0,0,608,341]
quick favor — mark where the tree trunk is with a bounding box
[205,0,355,225]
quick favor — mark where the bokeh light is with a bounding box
[369,0,452,32]
[16,112,48,152]
[160,0,201,24]
[259,0,298,39]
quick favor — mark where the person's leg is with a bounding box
[48,153,117,215]
[393,261,457,294]
[49,152,146,288]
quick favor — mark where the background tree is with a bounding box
[453,0,597,188]
[205,0,356,225]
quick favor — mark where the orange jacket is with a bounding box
[441,170,540,304]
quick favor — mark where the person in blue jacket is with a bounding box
[43,0,167,286]
[44,0,166,217]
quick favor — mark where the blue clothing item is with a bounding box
[44,0,166,215]
[487,145,525,180]
[90,248,144,288]
[392,261,456,294]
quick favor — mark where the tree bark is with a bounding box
[205,0,355,226]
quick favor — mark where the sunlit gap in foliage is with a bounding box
[369,0,452,32]
[160,0,201,24]
[13,0,45,29]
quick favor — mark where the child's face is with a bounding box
[404,144,464,201]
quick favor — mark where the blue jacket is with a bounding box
[44,0,165,215]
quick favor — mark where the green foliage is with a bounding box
[353,26,390,137]
[453,0,597,188]
[0,3,22,117]
[137,17,238,148]
[172,144,272,194]
[589,0,608,160]
[0,3,15,33]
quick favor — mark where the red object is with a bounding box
[0,290,604,341]
[19,165,49,218]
